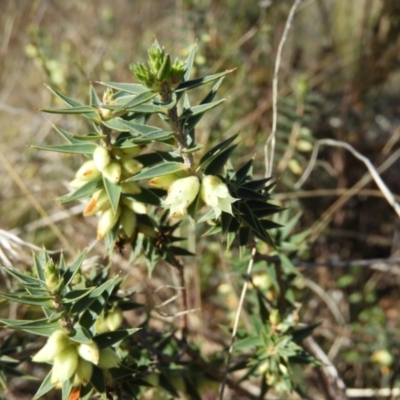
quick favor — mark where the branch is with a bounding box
[265,0,303,177]
[219,246,257,400]
[294,139,400,219]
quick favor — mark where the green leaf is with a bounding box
[69,326,93,344]
[127,162,187,182]
[32,370,55,400]
[2,267,42,286]
[90,366,107,400]
[183,77,225,134]
[40,105,98,115]
[176,70,234,92]
[93,328,140,349]
[61,377,74,400]
[71,134,107,141]
[97,82,148,94]
[198,134,238,169]
[51,125,83,144]
[158,373,180,397]
[58,177,103,204]
[203,144,237,175]
[168,246,194,256]
[33,143,96,155]
[234,159,253,185]
[62,288,95,303]
[33,251,46,283]
[182,143,204,154]
[121,121,162,135]
[61,249,88,288]
[103,176,121,214]
[90,85,101,107]
[110,90,157,113]
[71,277,119,315]
[178,99,225,120]
[127,187,161,206]
[102,117,130,132]
[132,130,174,144]
[0,293,52,307]
[234,335,263,350]
[126,104,170,114]
[0,318,60,337]
[183,44,196,82]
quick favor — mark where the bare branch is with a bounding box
[265,0,303,177]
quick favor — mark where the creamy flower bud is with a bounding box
[99,107,112,121]
[163,176,200,218]
[102,161,122,184]
[120,181,142,195]
[97,207,121,240]
[112,145,145,159]
[69,160,101,188]
[106,308,123,331]
[74,358,93,386]
[75,160,101,181]
[32,330,71,363]
[51,344,79,384]
[121,159,143,176]
[83,190,110,217]
[93,145,111,172]
[44,261,59,291]
[94,315,109,334]
[97,348,120,369]
[120,206,136,238]
[148,167,190,190]
[121,197,146,214]
[200,175,238,218]
[77,341,99,365]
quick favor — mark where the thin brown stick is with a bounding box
[265,0,303,177]
[219,246,257,400]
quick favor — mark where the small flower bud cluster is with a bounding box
[32,329,120,386]
[152,166,237,219]
[44,260,60,292]
[70,144,145,240]
[94,307,124,334]
[130,42,186,92]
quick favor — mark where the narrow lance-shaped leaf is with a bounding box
[43,85,100,123]
[90,85,101,107]
[127,162,187,182]
[183,77,226,141]
[33,143,96,155]
[178,98,225,121]
[198,134,238,168]
[203,144,237,176]
[176,69,234,92]
[58,177,103,204]
[97,81,149,94]
[103,176,121,214]
[32,370,56,400]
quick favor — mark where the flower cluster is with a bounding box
[32,330,120,386]
[149,166,237,219]
[70,144,145,240]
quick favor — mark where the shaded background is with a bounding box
[1,0,400,398]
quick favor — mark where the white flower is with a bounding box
[74,358,93,386]
[51,344,79,384]
[32,330,71,363]
[200,175,237,218]
[77,341,99,365]
[148,166,190,190]
[163,176,200,218]
[97,348,120,369]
